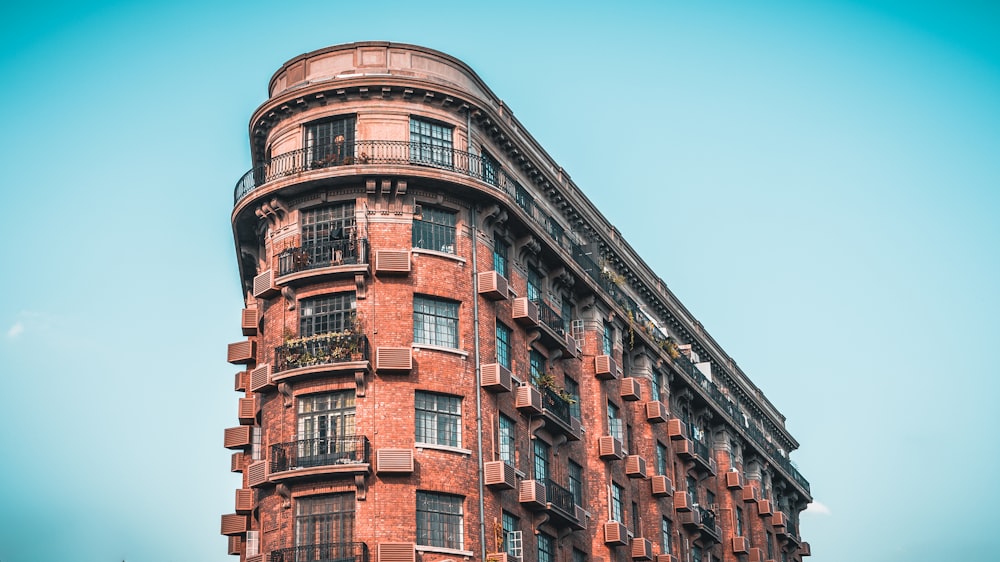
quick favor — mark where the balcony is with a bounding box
[274,333,369,379]
[539,385,582,441]
[271,542,369,562]
[535,300,576,356]
[518,479,585,530]
[679,506,721,544]
[778,513,800,544]
[276,238,370,284]
[269,436,370,482]
[691,438,717,475]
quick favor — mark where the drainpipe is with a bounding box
[471,203,487,561]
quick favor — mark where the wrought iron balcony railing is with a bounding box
[274,333,369,373]
[540,386,573,427]
[535,300,565,335]
[278,238,369,276]
[270,541,369,562]
[545,478,576,515]
[270,436,370,473]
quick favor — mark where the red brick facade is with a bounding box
[224,42,811,562]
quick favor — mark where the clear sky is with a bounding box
[1,1,997,561]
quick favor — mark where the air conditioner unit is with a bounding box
[247,460,268,487]
[238,397,257,424]
[645,401,668,423]
[758,499,773,517]
[595,354,619,380]
[235,370,250,392]
[374,250,411,274]
[631,537,654,560]
[666,419,686,439]
[518,479,547,510]
[376,449,414,473]
[481,363,513,393]
[620,378,641,401]
[376,543,415,562]
[651,475,673,497]
[603,521,628,546]
[249,364,274,392]
[725,470,745,490]
[235,488,254,513]
[478,271,509,300]
[224,426,252,450]
[253,270,280,298]
[673,493,692,512]
[625,455,647,479]
[512,297,539,327]
[241,307,260,336]
[483,460,517,490]
[375,347,413,373]
[220,513,248,535]
[228,339,256,365]
[732,536,749,554]
[515,384,543,415]
[599,436,625,460]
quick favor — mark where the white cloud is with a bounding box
[804,501,831,515]
[7,322,23,338]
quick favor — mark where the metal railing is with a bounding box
[536,300,565,335]
[545,478,577,516]
[540,386,573,428]
[270,542,369,562]
[270,436,370,473]
[278,238,369,276]
[274,333,369,372]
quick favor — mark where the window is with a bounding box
[300,293,356,337]
[502,511,521,558]
[410,117,453,167]
[692,545,703,562]
[527,266,542,302]
[493,233,510,277]
[415,391,461,448]
[560,299,572,334]
[251,426,262,461]
[735,506,744,537]
[533,439,550,481]
[568,460,584,506]
[515,183,533,213]
[296,203,357,270]
[246,530,260,557]
[413,206,457,254]
[766,531,774,560]
[496,321,512,369]
[602,322,613,355]
[414,296,459,348]
[687,476,698,506]
[298,391,356,466]
[572,549,586,562]
[651,368,665,402]
[306,116,355,165]
[482,150,500,187]
[564,376,581,418]
[295,493,355,551]
[631,501,640,536]
[661,517,672,555]
[498,414,516,465]
[416,491,464,550]
[537,532,554,562]
[607,402,623,441]
[529,350,545,385]
[656,441,668,475]
[610,482,624,523]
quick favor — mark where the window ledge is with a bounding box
[412,247,467,264]
[413,343,469,358]
[416,545,474,557]
[416,443,473,456]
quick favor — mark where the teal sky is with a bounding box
[1,1,997,561]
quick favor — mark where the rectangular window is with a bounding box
[416,491,463,550]
[533,439,550,481]
[293,202,358,271]
[414,295,459,348]
[735,506,744,537]
[297,391,357,466]
[413,206,457,254]
[502,511,521,558]
[482,150,500,187]
[656,441,668,475]
[560,299,572,334]
[529,350,545,385]
[687,476,698,506]
[631,501,640,536]
[651,368,665,402]
[515,182,533,214]
[661,517,672,554]
[493,233,510,277]
[246,530,259,557]
[766,531,774,560]
[568,460,584,506]
[537,532,554,562]
[572,549,586,562]
[410,117,453,167]
[295,493,355,549]
[306,116,356,165]
[496,321,512,369]
[300,293,356,337]
[251,426,262,461]
[610,482,624,523]
[607,402,623,441]
[527,266,542,302]
[564,376,581,419]
[692,545,702,562]
[498,414,516,465]
[602,322,614,355]
[415,391,461,448]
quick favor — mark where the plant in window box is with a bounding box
[532,370,577,405]
[659,337,681,360]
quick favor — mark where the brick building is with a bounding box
[222,42,812,562]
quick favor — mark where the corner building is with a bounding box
[223,42,812,562]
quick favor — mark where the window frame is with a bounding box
[493,233,510,277]
[498,414,516,466]
[610,481,625,523]
[495,321,512,369]
[413,206,457,254]
[415,391,462,449]
[305,115,356,165]
[413,295,459,349]
[410,116,454,167]
[299,292,357,337]
[416,491,464,550]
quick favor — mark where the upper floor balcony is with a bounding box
[519,478,585,531]
[270,542,369,562]
[679,505,721,545]
[539,385,582,442]
[276,238,370,284]
[273,333,370,382]
[269,436,370,482]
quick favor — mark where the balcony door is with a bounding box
[295,493,355,558]
[298,391,356,467]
